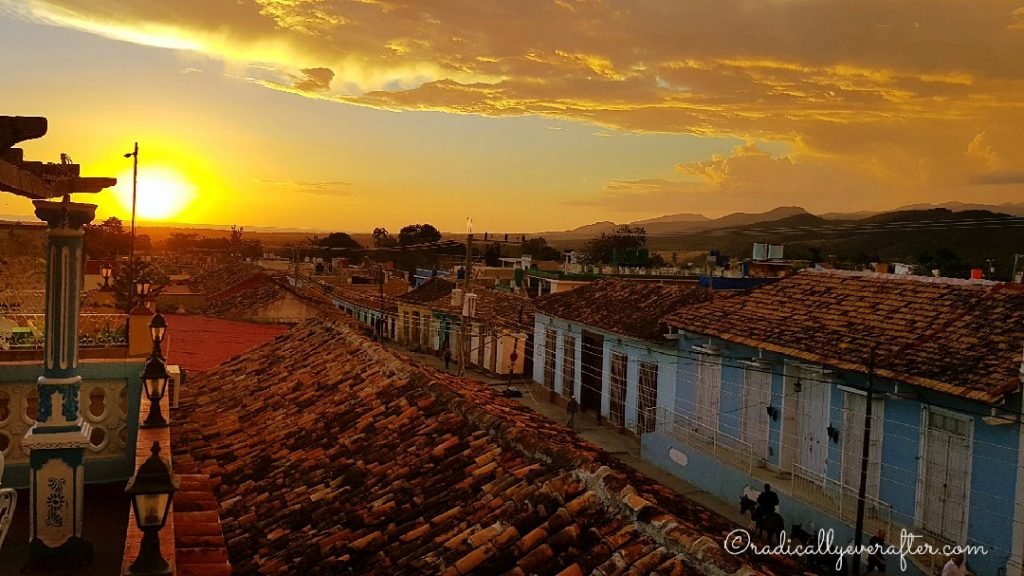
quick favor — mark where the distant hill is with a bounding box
[894,201,1024,216]
[630,212,709,225]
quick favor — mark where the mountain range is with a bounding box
[548,202,1024,239]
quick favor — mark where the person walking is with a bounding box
[443,346,452,371]
[865,528,887,573]
[566,394,579,428]
[942,554,971,576]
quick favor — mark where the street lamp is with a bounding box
[135,275,152,309]
[140,355,169,428]
[149,313,167,359]
[125,441,178,575]
[124,143,139,314]
[100,262,113,291]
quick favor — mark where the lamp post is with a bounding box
[149,313,167,359]
[140,355,170,429]
[135,275,152,310]
[124,143,139,314]
[125,441,178,576]
[100,262,112,291]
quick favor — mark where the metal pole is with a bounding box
[853,346,876,575]
[127,142,138,312]
[459,221,473,376]
[379,265,385,341]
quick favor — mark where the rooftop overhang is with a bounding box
[0,116,116,199]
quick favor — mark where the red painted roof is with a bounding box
[164,315,289,372]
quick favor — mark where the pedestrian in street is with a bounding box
[866,528,887,573]
[443,347,452,371]
[942,554,971,576]
[566,394,578,428]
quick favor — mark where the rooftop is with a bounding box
[396,276,455,305]
[169,317,796,575]
[664,269,1024,404]
[164,314,290,372]
[537,278,715,342]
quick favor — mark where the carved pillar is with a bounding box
[22,198,95,568]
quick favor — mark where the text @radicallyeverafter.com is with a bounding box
[723,528,987,572]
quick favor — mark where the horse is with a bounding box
[791,523,847,576]
[738,485,784,544]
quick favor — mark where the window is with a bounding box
[610,353,628,427]
[695,352,722,436]
[543,329,557,389]
[637,361,658,434]
[561,334,576,397]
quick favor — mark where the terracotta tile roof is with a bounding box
[165,314,290,372]
[170,318,798,575]
[396,277,456,305]
[330,279,410,312]
[175,474,232,576]
[201,274,287,320]
[189,262,263,294]
[664,269,1024,403]
[537,278,715,342]
[424,287,536,331]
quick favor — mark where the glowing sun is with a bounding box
[113,166,196,221]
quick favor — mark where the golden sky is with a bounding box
[1,0,1023,232]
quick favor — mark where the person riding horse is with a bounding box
[753,483,780,523]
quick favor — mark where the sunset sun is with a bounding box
[113,166,196,221]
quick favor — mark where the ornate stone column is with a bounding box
[22,197,95,568]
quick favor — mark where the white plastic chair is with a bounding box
[0,451,16,552]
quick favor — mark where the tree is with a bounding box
[398,224,442,246]
[581,225,646,265]
[318,232,362,250]
[519,237,561,261]
[228,225,263,260]
[372,227,397,248]
[112,260,168,312]
[84,216,132,259]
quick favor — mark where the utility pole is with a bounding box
[1013,254,1023,284]
[459,218,473,376]
[853,345,876,576]
[124,142,139,313]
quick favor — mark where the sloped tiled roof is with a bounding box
[331,279,411,312]
[171,318,798,576]
[664,269,1024,404]
[188,262,262,294]
[201,274,287,319]
[166,315,290,372]
[425,287,536,332]
[396,277,455,305]
[537,278,714,342]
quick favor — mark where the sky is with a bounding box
[1,0,1023,233]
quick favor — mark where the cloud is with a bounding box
[291,67,335,92]
[255,179,354,197]
[17,0,1024,207]
[563,178,709,212]
[972,171,1024,186]
[180,67,202,74]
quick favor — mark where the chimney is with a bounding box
[463,292,478,318]
[451,288,464,308]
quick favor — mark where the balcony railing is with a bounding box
[654,406,893,536]
[656,407,760,476]
[0,313,128,350]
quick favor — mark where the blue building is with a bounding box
[650,269,1024,575]
[532,279,712,434]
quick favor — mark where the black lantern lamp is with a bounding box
[826,423,840,444]
[141,355,170,428]
[100,262,113,290]
[149,313,167,358]
[765,405,779,421]
[135,275,153,308]
[125,441,178,575]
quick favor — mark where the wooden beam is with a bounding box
[0,116,47,149]
[0,158,115,199]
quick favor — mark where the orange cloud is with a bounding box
[16,0,1024,212]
